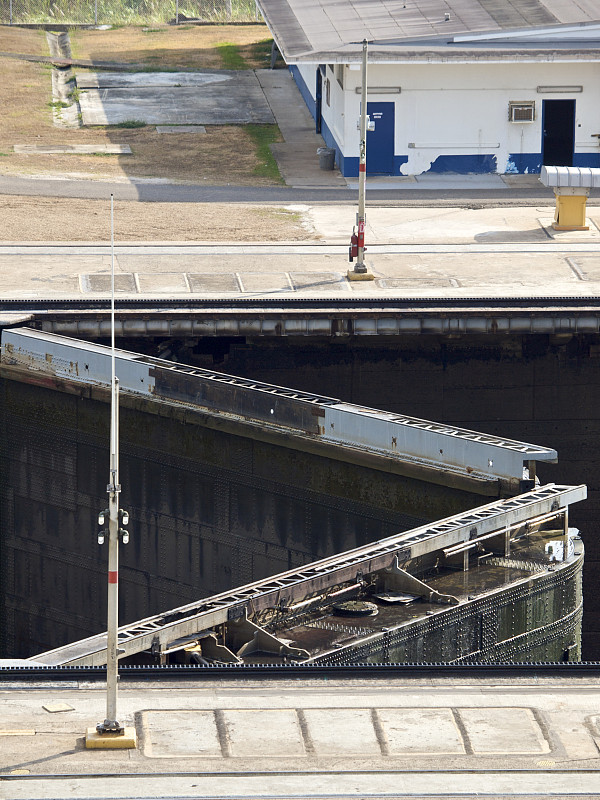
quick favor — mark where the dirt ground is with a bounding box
[70,24,273,70]
[0,195,314,241]
[0,24,283,186]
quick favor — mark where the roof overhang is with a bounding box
[256,0,600,65]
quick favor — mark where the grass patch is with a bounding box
[114,119,147,128]
[217,42,249,70]
[70,24,271,70]
[251,37,276,67]
[246,124,283,182]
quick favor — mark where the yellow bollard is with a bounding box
[553,189,589,231]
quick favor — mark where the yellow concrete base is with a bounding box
[552,223,589,231]
[347,269,375,281]
[553,193,588,231]
[85,726,137,749]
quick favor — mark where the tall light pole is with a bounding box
[86,196,135,750]
[348,39,374,280]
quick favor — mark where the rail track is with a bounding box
[3,662,600,681]
[1,296,600,311]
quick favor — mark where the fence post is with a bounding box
[176,0,179,24]
[94,0,98,25]
[9,0,13,25]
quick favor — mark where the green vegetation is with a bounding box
[246,124,283,182]
[114,119,147,128]
[216,42,248,70]
[2,0,261,25]
[48,100,69,109]
[251,37,276,67]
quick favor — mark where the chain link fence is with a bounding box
[0,0,261,25]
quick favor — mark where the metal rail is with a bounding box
[29,483,586,667]
[1,328,558,482]
[5,662,600,681]
[5,296,600,337]
[2,296,600,309]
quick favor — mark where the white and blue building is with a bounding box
[257,0,600,177]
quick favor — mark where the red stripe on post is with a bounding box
[108,571,118,584]
[359,164,366,172]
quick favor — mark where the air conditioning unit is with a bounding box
[508,101,535,123]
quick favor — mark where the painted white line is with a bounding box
[0,242,599,256]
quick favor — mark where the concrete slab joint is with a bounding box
[139,706,549,759]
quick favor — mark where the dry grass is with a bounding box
[70,24,273,70]
[0,25,47,55]
[0,25,283,185]
[0,196,311,241]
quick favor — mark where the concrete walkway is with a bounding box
[1,205,599,300]
[0,675,599,798]
[256,69,347,189]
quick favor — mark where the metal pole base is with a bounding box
[97,720,124,735]
[347,267,375,281]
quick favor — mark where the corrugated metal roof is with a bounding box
[257,0,600,61]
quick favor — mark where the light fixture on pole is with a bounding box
[85,195,136,750]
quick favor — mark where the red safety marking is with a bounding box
[358,221,365,233]
[108,571,118,584]
[359,163,366,172]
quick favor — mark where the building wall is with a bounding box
[292,60,600,176]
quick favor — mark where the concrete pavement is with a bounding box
[0,675,599,798]
[77,70,276,127]
[256,69,347,189]
[1,170,599,204]
[1,205,600,300]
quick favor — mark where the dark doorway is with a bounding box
[542,99,575,166]
[315,68,323,134]
[366,101,395,175]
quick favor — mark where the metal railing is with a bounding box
[0,0,261,25]
[29,483,586,666]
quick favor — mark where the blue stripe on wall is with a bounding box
[506,153,542,174]
[574,153,600,168]
[428,154,497,174]
[506,153,600,173]
[341,156,409,178]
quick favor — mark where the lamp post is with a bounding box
[348,39,374,281]
[85,196,135,750]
